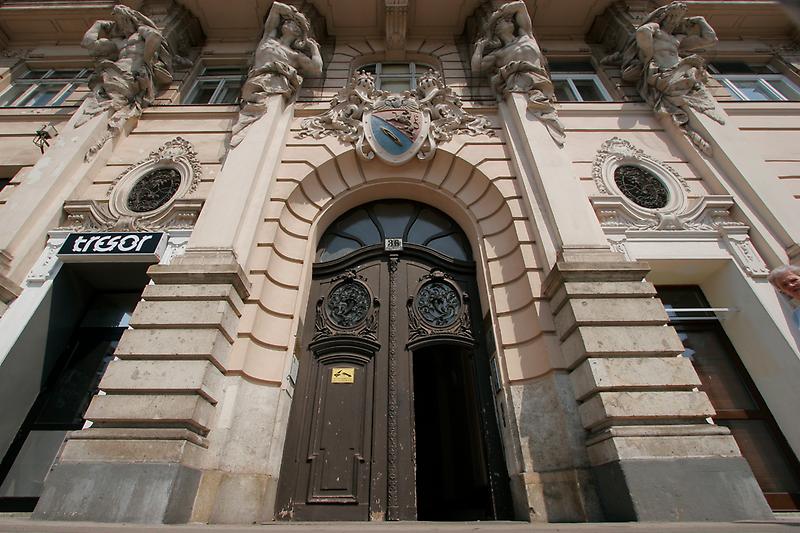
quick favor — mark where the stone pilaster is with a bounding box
[543,260,772,521]
[33,253,249,523]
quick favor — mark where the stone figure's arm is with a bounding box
[471,38,495,75]
[635,23,658,63]
[501,0,533,36]
[81,20,114,54]
[138,25,163,65]
[295,38,323,76]
[679,16,718,51]
[263,2,294,39]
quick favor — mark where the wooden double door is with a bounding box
[275,245,512,521]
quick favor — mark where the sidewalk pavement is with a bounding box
[0,516,799,533]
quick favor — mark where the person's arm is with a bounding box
[507,0,533,36]
[679,16,718,51]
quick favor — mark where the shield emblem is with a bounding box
[363,95,430,165]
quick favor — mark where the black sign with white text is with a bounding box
[57,232,167,263]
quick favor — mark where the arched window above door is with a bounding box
[317,201,471,262]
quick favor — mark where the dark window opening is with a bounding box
[658,286,800,511]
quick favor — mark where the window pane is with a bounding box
[674,327,757,411]
[408,208,453,245]
[731,80,778,101]
[766,79,800,101]
[372,202,416,238]
[415,64,432,74]
[0,84,28,106]
[35,338,118,425]
[216,80,242,104]
[20,70,48,80]
[573,79,605,101]
[0,430,69,497]
[381,79,411,93]
[713,62,756,74]
[48,70,82,80]
[318,234,361,262]
[19,85,63,106]
[720,420,800,493]
[336,208,381,245]
[549,60,594,73]
[187,80,219,104]
[553,80,575,101]
[382,64,410,75]
[427,234,469,261]
[202,67,244,76]
[360,64,377,74]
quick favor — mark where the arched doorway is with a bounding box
[275,200,513,521]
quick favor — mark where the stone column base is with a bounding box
[33,462,201,523]
[593,456,772,521]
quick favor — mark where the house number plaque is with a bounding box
[331,368,355,383]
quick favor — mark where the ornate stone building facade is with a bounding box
[0,0,798,524]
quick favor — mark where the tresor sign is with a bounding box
[57,232,167,263]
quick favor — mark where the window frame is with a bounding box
[183,66,245,105]
[0,69,89,108]
[551,72,612,102]
[709,63,800,102]
[359,62,434,92]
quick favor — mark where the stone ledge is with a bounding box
[85,394,215,436]
[130,300,239,344]
[147,261,250,301]
[570,358,701,401]
[67,427,208,448]
[543,260,651,300]
[587,433,742,465]
[115,329,232,370]
[578,391,715,431]
[554,298,669,340]
[142,284,244,317]
[550,280,657,313]
[561,325,685,368]
[99,360,223,405]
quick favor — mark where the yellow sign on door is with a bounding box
[331,367,355,383]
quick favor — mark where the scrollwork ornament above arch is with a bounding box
[61,137,203,232]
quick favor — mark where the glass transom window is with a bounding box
[710,62,800,102]
[184,66,245,104]
[317,201,471,262]
[358,63,433,93]
[549,60,611,102]
[0,69,88,107]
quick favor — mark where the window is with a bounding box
[358,63,433,93]
[0,69,88,107]
[184,66,244,104]
[710,62,800,101]
[658,286,800,510]
[549,60,611,102]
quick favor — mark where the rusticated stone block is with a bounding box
[85,394,215,435]
[130,300,239,343]
[569,357,701,401]
[561,325,685,368]
[554,298,669,339]
[99,360,223,404]
[586,433,742,465]
[115,329,231,367]
[142,284,244,316]
[550,280,657,312]
[577,391,715,430]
